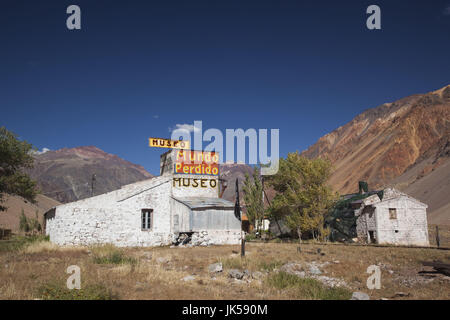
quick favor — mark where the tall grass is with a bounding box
[36,280,115,300]
[90,244,137,265]
[0,235,49,253]
[218,256,283,272]
[266,271,352,300]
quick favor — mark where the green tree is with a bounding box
[266,152,337,242]
[19,209,30,233]
[0,127,38,211]
[242,166,264,235]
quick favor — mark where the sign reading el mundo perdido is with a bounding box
[175,150,219,176]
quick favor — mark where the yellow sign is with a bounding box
[148,138,190,149]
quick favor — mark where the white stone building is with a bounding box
[44,150,241,246]
[354,188,429,246]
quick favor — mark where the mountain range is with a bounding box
[302,84,450,225]
[27,146,153,203]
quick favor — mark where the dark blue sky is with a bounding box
[1,0,449,175]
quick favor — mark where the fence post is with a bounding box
[435,226,440,248]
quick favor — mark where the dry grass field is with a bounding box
[0,236,449,300]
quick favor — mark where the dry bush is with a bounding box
[90,244,137,265]
[265,271,352,300]
[21,241,87,254]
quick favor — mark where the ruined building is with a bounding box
[327,187,429,246]
[44,149,241,246]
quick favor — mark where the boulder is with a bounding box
[208,262,223,273]
[182,275,195,282]
[351,292,370,300]
[309,264,322,275]
[228,269,244,280]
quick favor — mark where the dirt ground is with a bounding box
[0,239,449,300]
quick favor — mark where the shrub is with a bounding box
[36,281,114,300]
[91,244,137,265]
[258,260,283,272]
[0,234,49,253]
[265,271,352,300]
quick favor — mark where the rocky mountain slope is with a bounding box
[27,146,154,203]
[219,163,254,202]
[302,85,450,225]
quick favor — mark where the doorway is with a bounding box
[368,231,376,244]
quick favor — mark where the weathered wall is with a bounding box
[46,177,175,247]
[171,175,219,198]
[356,206,377,243]
[190,230,241,245]
[170,197,191,233]
[375,196,429,246]
[191,208,240,231]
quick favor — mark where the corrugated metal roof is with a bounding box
[172,196,235,209]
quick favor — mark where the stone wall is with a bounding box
[189,230,241,246]
[375,196,429,246]
[46,177,175,247]
[356,206,376,243]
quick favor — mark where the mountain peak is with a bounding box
[302,86,450,225]
[29,146,153,203]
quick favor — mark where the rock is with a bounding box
[228,269,244,279]
[309,264,322,275]
[351,292,370,300]
[142,252,152,260]
[243,269,251,278]
[208,262,223,273]
[333,260,340,264]
[156,257,169,264]
[252,271,264,280]
[182,275,196,282]
[280,262,303,275]
[316,276,347,288]
[393,292,410,297]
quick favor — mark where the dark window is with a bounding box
[141,209,153,230]
[368,231,376,244]
[389,208,397,219]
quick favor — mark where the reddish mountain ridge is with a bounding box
[302,85,450,225]
[28,146,153,203]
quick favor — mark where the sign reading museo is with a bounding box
[174,150,219,176]
[149,137,190,149]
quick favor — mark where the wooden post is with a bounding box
[436,225,440,248]
[235,178,245,257]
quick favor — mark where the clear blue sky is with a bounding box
[1,0,449,175]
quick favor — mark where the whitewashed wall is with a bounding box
[46,177,175,247]
[374,196,429,246]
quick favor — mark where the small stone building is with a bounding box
[354,188,429,246]
[44,150,241,246]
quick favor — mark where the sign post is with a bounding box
[235,178,245,257]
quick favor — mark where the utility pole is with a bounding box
[91,173,96,197]
[436,225,440,248]
[235,178,244,257]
